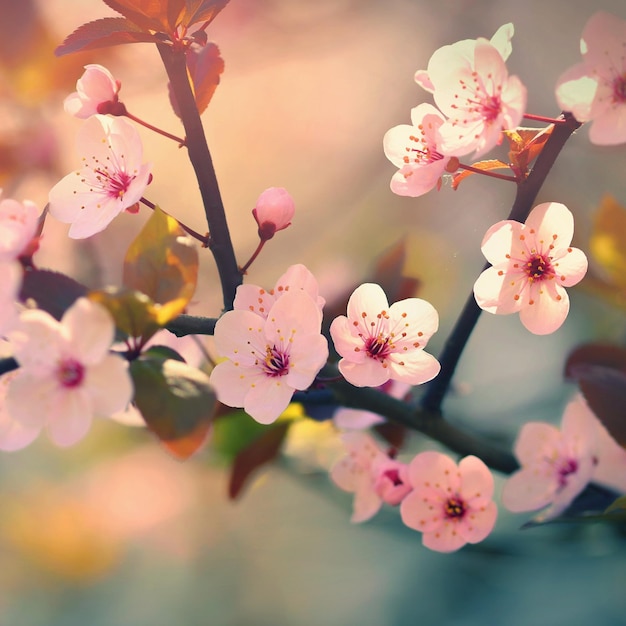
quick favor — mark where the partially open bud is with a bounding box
[64,64,121,119]
[252,187,295,241]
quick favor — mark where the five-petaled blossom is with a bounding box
[233,263,325,320]
[4,298,133,448]
[501,394,599,520]
[400,452,497,553]
[383,103,455,197]
[64,64,121,119]
[48,115,152,239]
[252,187,295,240]
[210,290,328,425]
[330,432,412,523]
[0,194,40,261]
[415,23,526,158]
[473,202,588,335]
[556,12,626,145]
[330,283,440,387]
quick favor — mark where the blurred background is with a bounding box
[1,0,626,624]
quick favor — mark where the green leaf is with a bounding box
[210,410,269,462]
[123,206,199,326]
[130,356,215,459]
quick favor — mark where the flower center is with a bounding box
[525,253,554,282]
[262,345,290,377]
[57,358,85,388]
[365,335,392,361]
[612,73,626,103]
[404,129,444,166]
[382,468,403,487]
[94,167,133,200]
[444,496,466,519]
[557,458,578,488]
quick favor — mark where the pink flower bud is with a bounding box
[64,64,121,119]
[252,187,295,240]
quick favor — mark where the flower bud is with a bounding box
[252,187,295,240]
[64,64,121,119]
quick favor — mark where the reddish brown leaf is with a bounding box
[505,125,554,176]
[55,17,158,56]
[451,160,511,190]
[102,0,185,32]
[229,422,290,499]
[187,42,224,115]
[180,0,230,28]
[20,269,87,320]
[373,422,407,450]
[565,343,626,379]
[569,364,626,447]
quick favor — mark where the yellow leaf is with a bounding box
[123,207,199,325]
[590,195,626,290]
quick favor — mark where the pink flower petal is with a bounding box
[458,455,494,505]
[400,489,444,533]
[338,357,390,388]
[518,282,569,335]
[501,468,557,513]
[513,421,562,466]
[525,202,574,250]
[422,520,468,553]
[407,450,460,493]
[45,389,93,447]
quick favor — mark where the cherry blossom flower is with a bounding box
[502,395,600,520]
[252,187,295,240]
[555,12,626,145]
[233,263,325,320]
[383,104,455,197]
[48,115,152,239]
[64,64,121,119]
[400,452,497,553]
[330,432,412,523]
[415,23,526,158]
[4,298,133,448]
[473,202,588,335]
[333,380,409,430]
[210,290,328,425]
[0,194,40,261]
[329,283,440,388]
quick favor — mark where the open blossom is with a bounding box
[400,452,497,553]
[233,263,325,320]
[210,290,328,425]
[502,395,599,520]
[330,283,440,388]
[252,187,295,240]
[0,194,40,261]
[473,202,588,335]
[383,104,455,197]
[330,432,412,523]
[48,115,152,239]
[415,23,526,158]
[556,12,626,145]
[64,64,121,119]
[4,298,133,448]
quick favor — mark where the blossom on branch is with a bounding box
[64,64,121,118]
[3,298,133,448]
[48,115,152,238]
[0,262,21,335]
[502,395,598,520]
[415,23,526,158]
[252,187,295,240]
[555,12,626,145]
[0,195,40,261]
[233,263,325,320]
[400,452,497,553]
[330,432,412,523]
[473,202,588,335]
[383,103,455,197]
[330,283,440,387]
[210,290,328,425]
